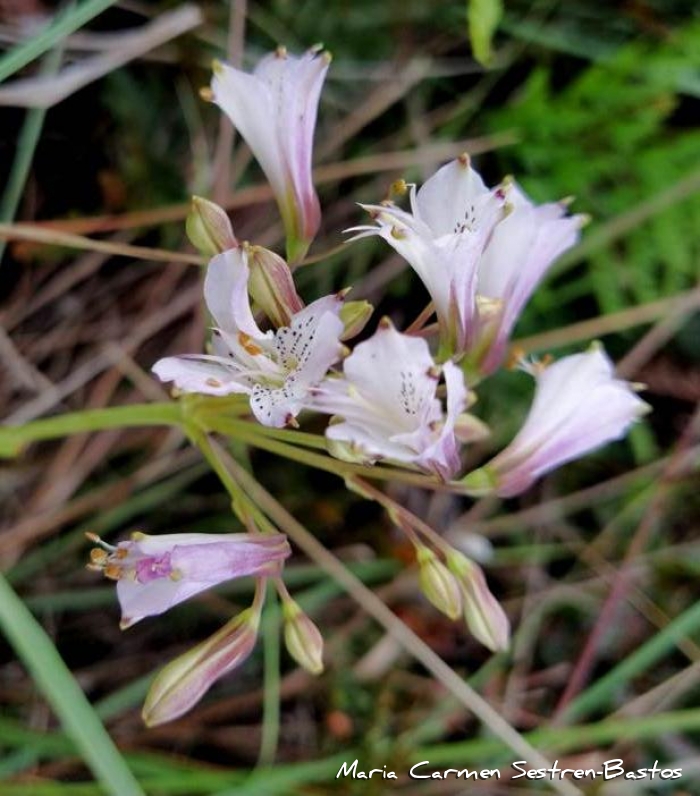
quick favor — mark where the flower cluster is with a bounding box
[91,47,649,725]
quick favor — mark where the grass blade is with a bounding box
[0,0,118,85]
[0,573,145,795]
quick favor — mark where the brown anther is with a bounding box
[205,377,222,388]
[90,548,108,565]
[115,547,129,559]
[103,564,123,581]
[199,87,214,102]
[458,152,471,168]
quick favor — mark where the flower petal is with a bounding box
[489,347,649,496]
[204,249,267,340]
[152,355,251,396]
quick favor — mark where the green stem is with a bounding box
[0,402,183,457]
[257,585,281,767]
[202,414,464,492]
[346,475,456,556]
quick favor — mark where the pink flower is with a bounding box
[211,46,330,263]
[350,155,506,358]
[473,183,585,374]
[466,347,649,497]
[311,320,468,480]
[152,247,345,427]
[88,531,290,629]
[353,158,584,370]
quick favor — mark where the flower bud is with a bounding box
[417,546,463,621]
[460,466,497,496]
[282,598,324,675]
[446,550,510,652]
[142,609,260,726]
[244,243,304,328]
[339,300,373,341]
[186,196,237,256]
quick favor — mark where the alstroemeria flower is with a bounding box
[152,248,345,427]
[464,347,649,497]
[211,46,330,263]
[472,183,585,375]
[351,155,506,357]
[311,320,468,480]
[87,531,290,629]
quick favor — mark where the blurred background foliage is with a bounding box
[0,1,699,794]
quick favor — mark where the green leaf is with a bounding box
[467,0,502,66]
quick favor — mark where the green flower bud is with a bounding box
[447,550,510,652]
[417,546,463,620]
[186,196,237,256]
[282,599,324,675]
[339,300,374,341]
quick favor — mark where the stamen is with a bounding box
[238,332,264,356]
[103,564,123,581]
[85,532,117,552]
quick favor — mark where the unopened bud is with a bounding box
[244,243,304,328]
[460,466,497,496]
[417,547,463,620]
[446,550,510,652]
[339,300,373,341]
[282,599,324,675]
[142,609,259,726]
[186,196,237,256]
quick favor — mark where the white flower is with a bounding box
[350,155,506,357]
[152,248,344,427]
[354,158,584,371]
[473,183,585,374]
[211,46,330,263]
[469,346,649,497]
[311,320,468,480]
